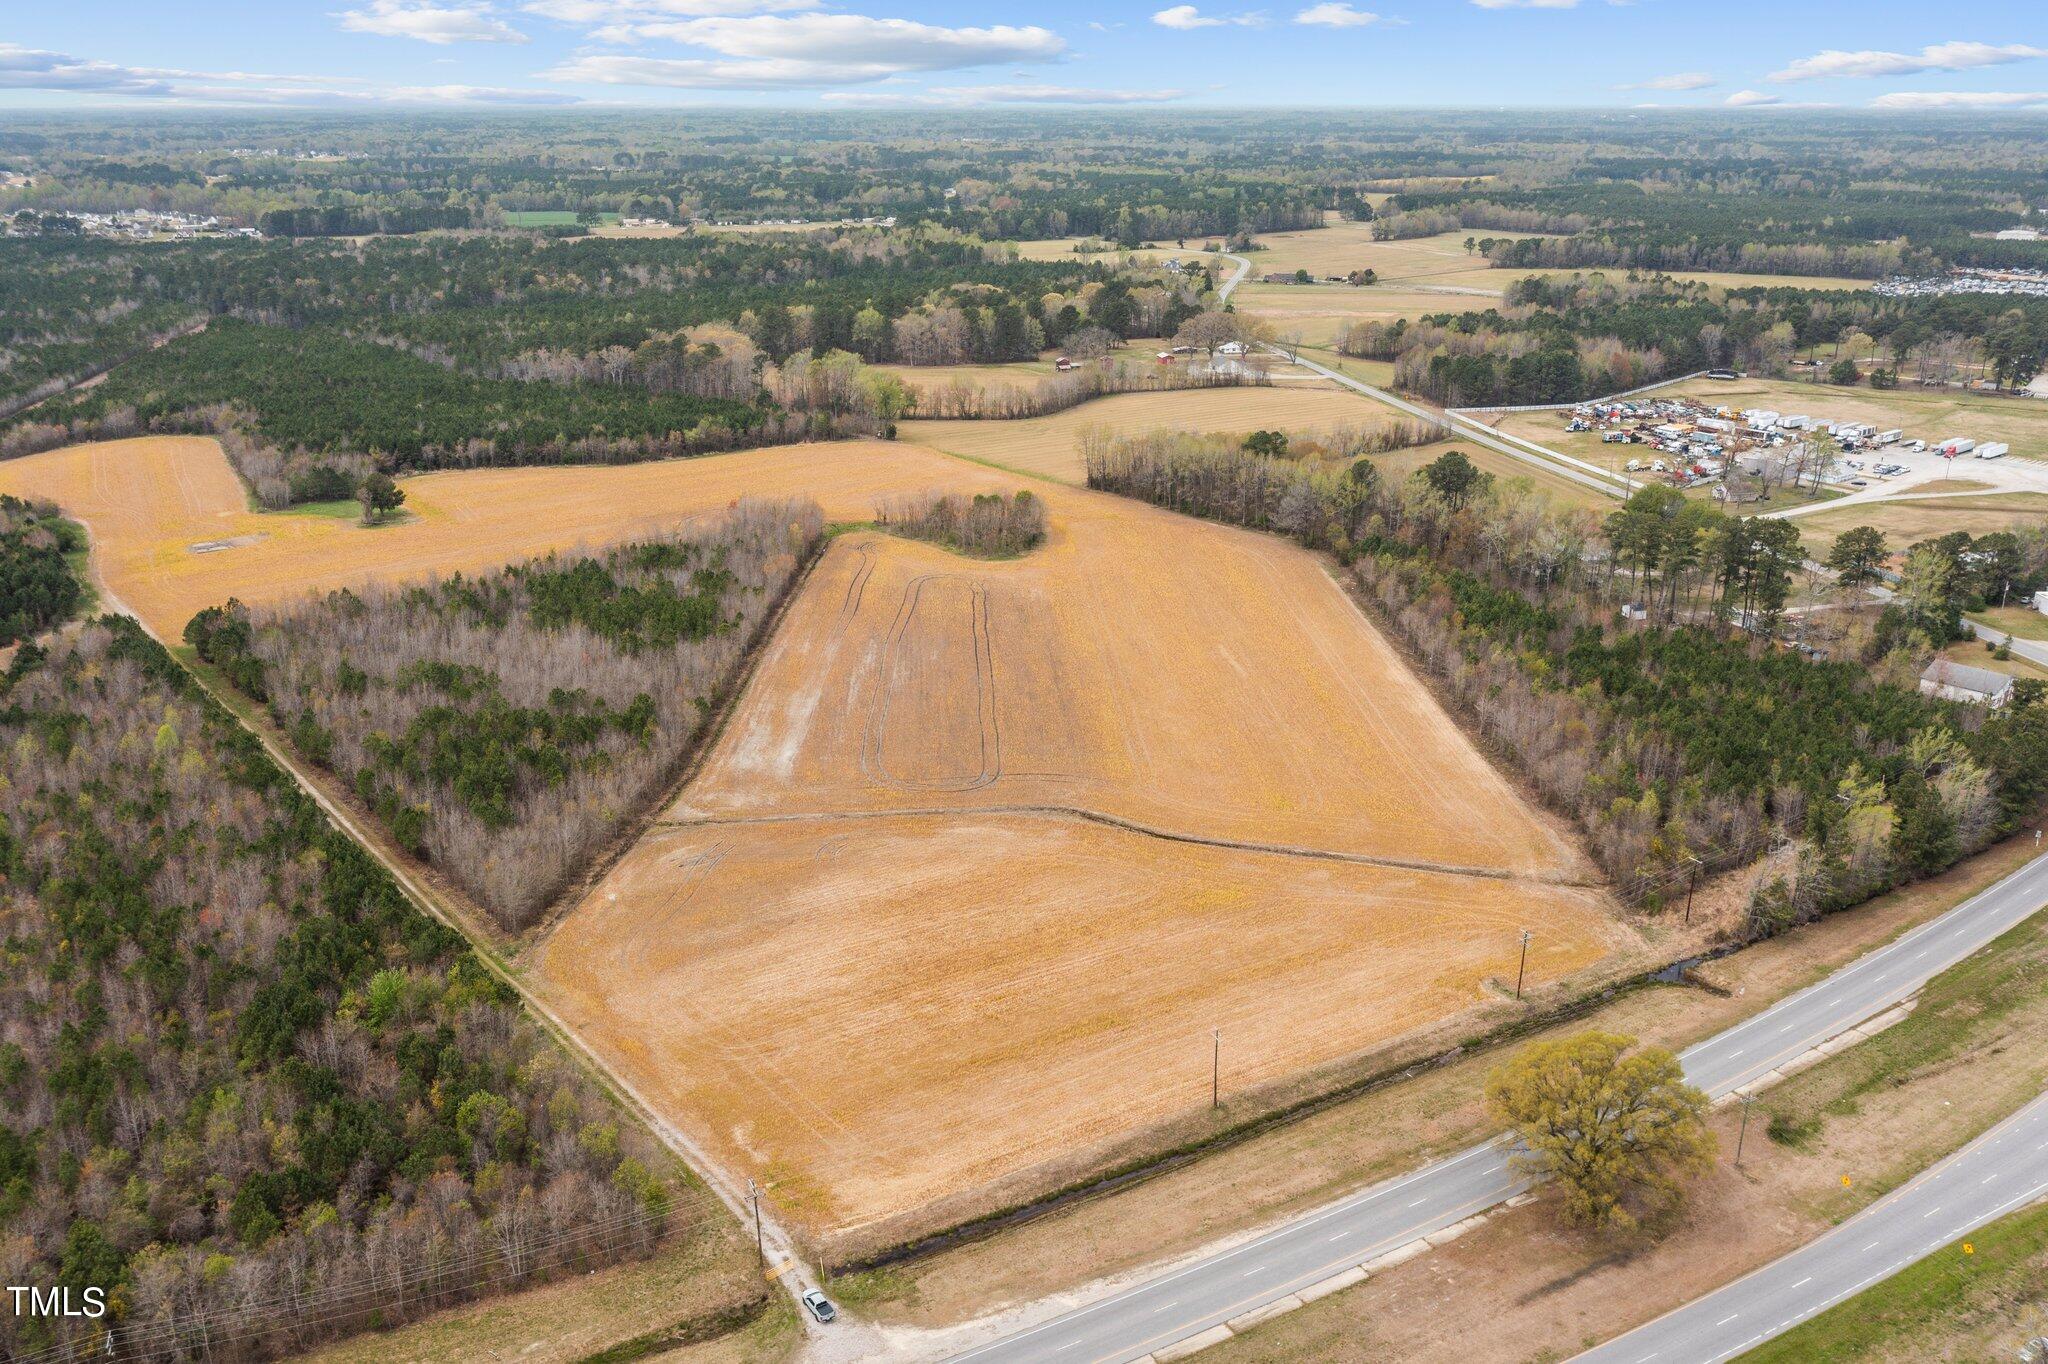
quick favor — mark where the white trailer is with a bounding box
[1876,429,1903,445]
[1976,442,2010,460]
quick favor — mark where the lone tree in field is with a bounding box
[1419,449,1492,512]
[1486,1031,1714,1235]
[357,471,405,525]
[1825,525,1889,586]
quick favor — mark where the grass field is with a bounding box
[503,210,620,227]
[9,430,1632,1259]
[1230,221,1871,344]
[540,480,1622,1247]
[899,382,1393,482]
[1972,604,2048,642]
[1794,493,2048,558]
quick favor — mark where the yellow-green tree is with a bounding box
[1485,1031,1714,1233]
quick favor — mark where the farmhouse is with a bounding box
[1919,659,2014,708]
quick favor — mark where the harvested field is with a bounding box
[900,382,1388,482]
[541,810,1617,1241]
[0,435,1021,640]
[9,431,1630,1253]
[540,480,1622,1246]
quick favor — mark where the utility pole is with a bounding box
[1515,930,1533,1000]
[1684,855,1703,926]
[1735,1093,1756,1167]
[748,1179,763,1267]
[1211,1027,1222,1110]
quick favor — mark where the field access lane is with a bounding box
[945,850,2048,1364]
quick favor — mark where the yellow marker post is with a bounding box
[1963,1243,1975,1256]
[1841,1175,1853,1187]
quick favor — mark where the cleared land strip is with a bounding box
[659,804,1604,889]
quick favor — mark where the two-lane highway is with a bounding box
[1575,1088,2048,1363]
[948,850,2048,1364]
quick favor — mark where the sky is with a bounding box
[4,1,2048,112]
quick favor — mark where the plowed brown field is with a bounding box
[3,431,1631,1248]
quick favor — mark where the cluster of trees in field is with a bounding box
[0,620,691,1363]
[0,495,85,646]
[1333,274,2048,407]
[1086,430,2048,922]
[186,500,824,927]
[875,489,1047,558]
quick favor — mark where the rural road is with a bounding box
[1271,347,1634,501]
[943,849,2048,1364]
[1963,615,2048,670]
[1573,1088,2048,1364]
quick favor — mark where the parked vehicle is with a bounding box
[803,1290,837,1324]
[1977,442,2010,460]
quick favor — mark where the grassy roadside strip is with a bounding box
[1738,1199,2048,1363]
[1757,888,2048,1209]
[1202,873,2048,1363]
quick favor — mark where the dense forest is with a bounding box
[0,495,86,646]
[0,619,701,1362]
[185,500,825,928]
[0,228,1206,505]
[1086,430,2048,919]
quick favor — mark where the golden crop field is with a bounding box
[0,435,1023,640]
[540,482,1621,1244]
[9,430,1632,1252]
[900,382,1390,481]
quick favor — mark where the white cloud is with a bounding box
[825,84,1188,107]
[1618,71,1714,91]
[0,42,573,102]
[553,14,1064,87]
[521,0,816,22]
[335,1,529,44]
[546,17,1064,90]
[1771,41,2048,83]
[1295,3,1380,26]
[1152,6,1266,29]
[1724,89,1781,106]
[1871,89,2048,109]
[1469,0,1583,10]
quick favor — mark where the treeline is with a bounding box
[1488,233,1934,281]
[1085,431,2048,923]
[258,203,477,238]
[4,321,850,508]
[0,494,84,645]
[905,350,1261,420]
[0,620,696,1363]
[875,489,1047,558]
[186,500,824,928]
[1335,274,2048,407]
